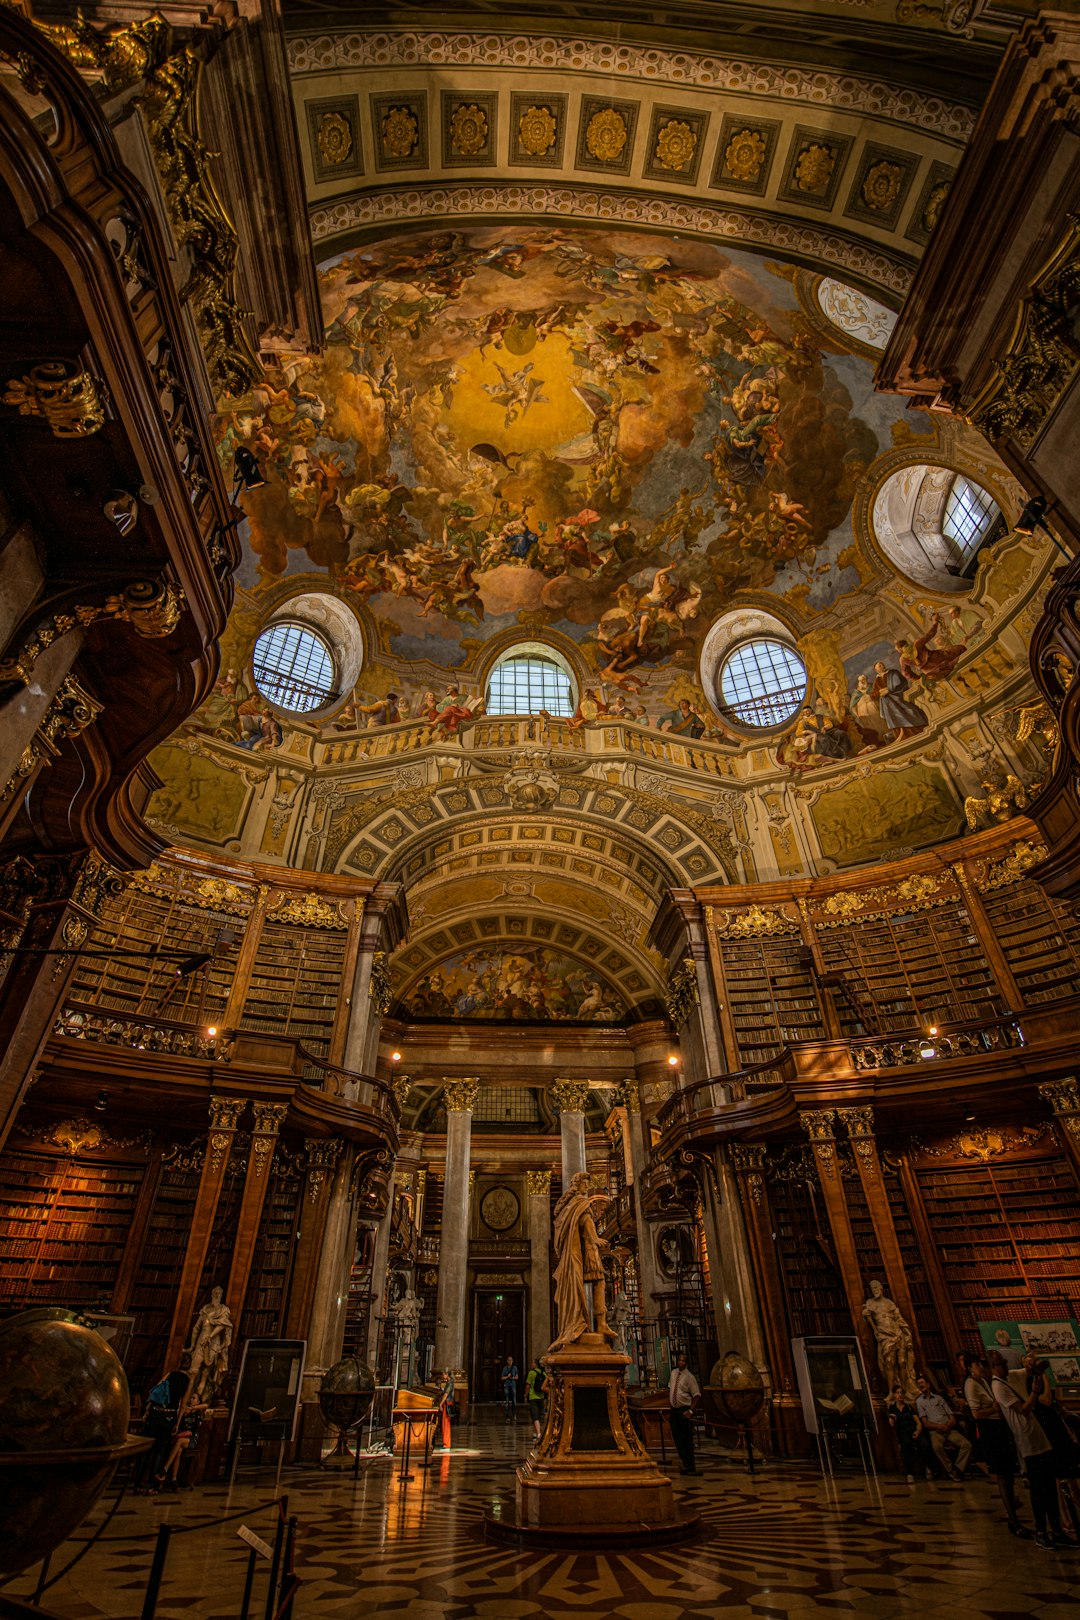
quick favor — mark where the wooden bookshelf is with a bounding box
[716,937,826,1065]
[0,1150,142,1316]
[239,921,348,1058]
[768,1161,849,1337]
[978,879,1080,1005]
[815,900,1005,1035]
[884,1168,948,1375]
[127,1158,201,1390]
[240,1159,303,1342]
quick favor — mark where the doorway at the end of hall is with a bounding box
[471,1286,525,1402]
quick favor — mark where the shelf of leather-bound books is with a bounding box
[2,1158,141,1311]
[884,1173,947,1364]
[127,1162,200,1382]
[240,1168,303,1341]
[720,937,825,1061]
[979,880,1080,1003]
[240,922,347,1052]
[69,888,238,1024]
[769,1171,849,1338]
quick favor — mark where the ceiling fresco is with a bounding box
[399,943,627,1023]
[215,225,930,713]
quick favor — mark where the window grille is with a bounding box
[942,476,1002,567]
[486,655,574,717]
[719,639,807,728]
[252,622,336,713]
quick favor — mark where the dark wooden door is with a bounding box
[471,1288,525,1401]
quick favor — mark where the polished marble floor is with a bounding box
[5,1412,1080,1619]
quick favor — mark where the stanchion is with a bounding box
[238,1547,258,1620]
[31,1553,51,1604]
[278,1515,297,1615]
[262,1499,287,1620]
[140,1524,172,1620]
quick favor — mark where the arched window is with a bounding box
[872,464,1005,590]
[942,474,1003,568]
[485,650,576,717]
[719,639,807,729]
[252,622,336,713]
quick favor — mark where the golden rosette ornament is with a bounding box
[586,106,628,163]
[316,111,352,167]
[655,119,696,172]
[519,103,557,157]
[450,103,488,157]
[382,105,419,159]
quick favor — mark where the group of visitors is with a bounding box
[887,1347,1079,1549]
[499,1353,549,1439]
[133,1370,209,1495]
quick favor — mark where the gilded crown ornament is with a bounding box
[585,107,628,163]
[316,112,353,167]
[725,128,766,182]
[450,103,488,156]
[655,118,696,171]
[519,104,557,157]
[2,360,106,438]
[382,105,419,158]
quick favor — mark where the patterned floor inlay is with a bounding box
[3,1414,1079,1618]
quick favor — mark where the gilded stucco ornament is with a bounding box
[519,104,557,156]
[368,949,393,1015]
[552,1077,591,1114]
[861,160,901,212]
[382,105,420,158]
[964,770,1033,831]
[2,361,107,438]
[976,839,1047,892]
[725,128,766,181]
[525,1169,553,1196]
[444,1077,481,1112]
[316,111,353,166]
[923,180,950,233]
[450,103,488,156]
[663,956,699,1026]
[585,107,628,163]
[712,903,797,939]
[794,143,835,192]
[271,891,348,928]
[655,119,696,171]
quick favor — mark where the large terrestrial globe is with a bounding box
[0,1309,143,1574]
[706,1350,766,1426]
[318,1355,376,1434]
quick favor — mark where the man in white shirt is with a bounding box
[668,1353,701,1475]
[989,1350,1064,1549]
[915,1376,971,1480]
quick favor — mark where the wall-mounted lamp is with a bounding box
[1013,497,1071,560]
[94,1091,108,1113]
[232,447,265,495]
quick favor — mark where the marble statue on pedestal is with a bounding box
[390,1287,422,1332]
[609,1292,633,1354]
[862,1278,917,1399]
[187,1286,233,1401]
[550,1172,616,1349]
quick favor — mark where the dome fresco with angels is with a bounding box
[214,226,934,711]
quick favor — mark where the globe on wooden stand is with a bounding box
[0,1309,149,1575]
[703,1350,766,1475]
[318,1355,376,1468]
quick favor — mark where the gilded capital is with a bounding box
[617,1076,640,1114]
[800,1109,837,1142]
[444,1077,480,1113]
[251,1102,288,1136]
[208,1095,245,1132]
[837,1105,875,1138]
[1039,1078,1080,1115]
[392,1072,412,1108]
[526,1169,553,1196]
[729,1143,766,1172]
[663,956,699,1027]
[552,1077,590,1114]
[306,1137,343,1170]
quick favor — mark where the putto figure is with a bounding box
[551,1172,616,1349]
[187,1285,233,1401]
[862,1278,917,1399]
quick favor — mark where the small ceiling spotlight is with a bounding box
[94,1091,109,1113]
[667,1054,680,1067]
[232,447,266,493]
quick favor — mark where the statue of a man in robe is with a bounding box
[550,1172,616,1350]
[187,1285,233,1401]
[862,1278,917,1399]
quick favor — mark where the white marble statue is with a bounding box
[862,1278,917,1400]
[187,1285,233,1401]
[391,1286,423,1332]
[609,1292,634,1354]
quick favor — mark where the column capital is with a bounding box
[1040,1078,1080,1115]
[616,1076,640,1114]
[304,1137,342,1202]
[836,1105,875,1138]
[392,1071,412,1108]
[445,1077,480,1112]
[208,1094,246,1132]
[729,1142,766,1172]
[525,1169,552,1197]
[800,1108,837,1142]
[252,1101,288,1136]
[552,1077,590,1113]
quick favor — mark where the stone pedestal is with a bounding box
[490,1336,699,1545]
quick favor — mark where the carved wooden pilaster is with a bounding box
[895,1150,965,1361]
[729,1143,794,1393]
[226,1101,288,1322]
[835,1106,925,1370]
[1039,1078,1080,1190]
[951,860,1023,1011]
[110,1141,164,1315]
[165,1095,246,1366]
[285,1137,344,1339]
[799,1110,874,1365]
[220,884,271,1034]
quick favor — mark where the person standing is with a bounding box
[500,1353,518,1423]
[525,1357,547,1440]
[437,1369,455,1452]
[915,1376,972,1480]
[963,1354,1027,1537]
[668,1352,701,1475]
[990,1350,1064,1549]
[886,1385,923,1483]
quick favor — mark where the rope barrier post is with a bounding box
[238,1547,258,1620]
[277,1515,297,1613]
[262,1499,286,1620]
[140,1523,172,1620]
[276,1572,300,1620]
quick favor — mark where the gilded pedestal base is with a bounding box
[487,1338,700,1545]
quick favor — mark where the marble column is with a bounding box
[552,1077,589,1182]
[305,1144,359,1387]
[364,1186,396,1367]
[620,1078,661,1318]
[434,1078,479,1375]
[526,1170,553,1361]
